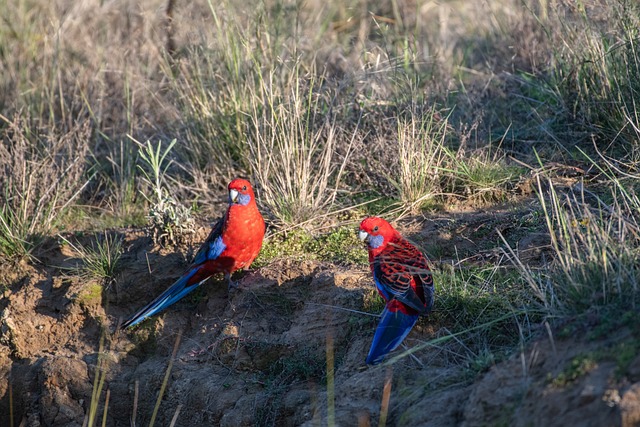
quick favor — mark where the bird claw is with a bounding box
[227,278,239,292]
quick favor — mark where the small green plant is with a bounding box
[75,282,105,309]
[611,339,640,379]
[468,349,496,374]
[135,138,195,246]
[59,233,123,285]
[547,337,640,388]
[550,354,598,387]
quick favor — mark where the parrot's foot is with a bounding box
[226,275,239,292]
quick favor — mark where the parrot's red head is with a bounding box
[228,179,256,206]
[358,217,398,251]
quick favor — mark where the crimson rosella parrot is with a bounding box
[358,217,434,364]
[122,178,265,328]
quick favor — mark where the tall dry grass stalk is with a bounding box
[149,331,182,427]
[325,330,335,427]
[87,334,109,427]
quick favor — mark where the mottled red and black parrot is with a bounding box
[359,216,434,364]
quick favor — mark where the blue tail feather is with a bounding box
[122,267,205,328]
[365,306,419,365]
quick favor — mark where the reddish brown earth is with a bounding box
[1,220,640,426]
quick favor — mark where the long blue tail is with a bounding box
[121,267,205,328]
[366,306,419,365]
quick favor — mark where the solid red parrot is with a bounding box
[122,178,265,328]
[358,216,434,364]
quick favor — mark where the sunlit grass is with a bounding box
[247,67,355,227]
[500,167,640,320]
[387,107,449,212]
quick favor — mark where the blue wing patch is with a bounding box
[192,219,226,265]
[207,236,226,260]
[194,235,226,265]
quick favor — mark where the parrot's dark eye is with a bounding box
[373,226,379,232]
[242,185,247,191]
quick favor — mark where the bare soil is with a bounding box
[1,214,640,426]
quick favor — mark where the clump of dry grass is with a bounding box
[1,0,551,231]
[247,69,355,227]
[0,115,92,259]
[516,0,640,150]
[386,107,448,212]
[95,139,143,227]
[487,0,640,318]
[0,0,183,228]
